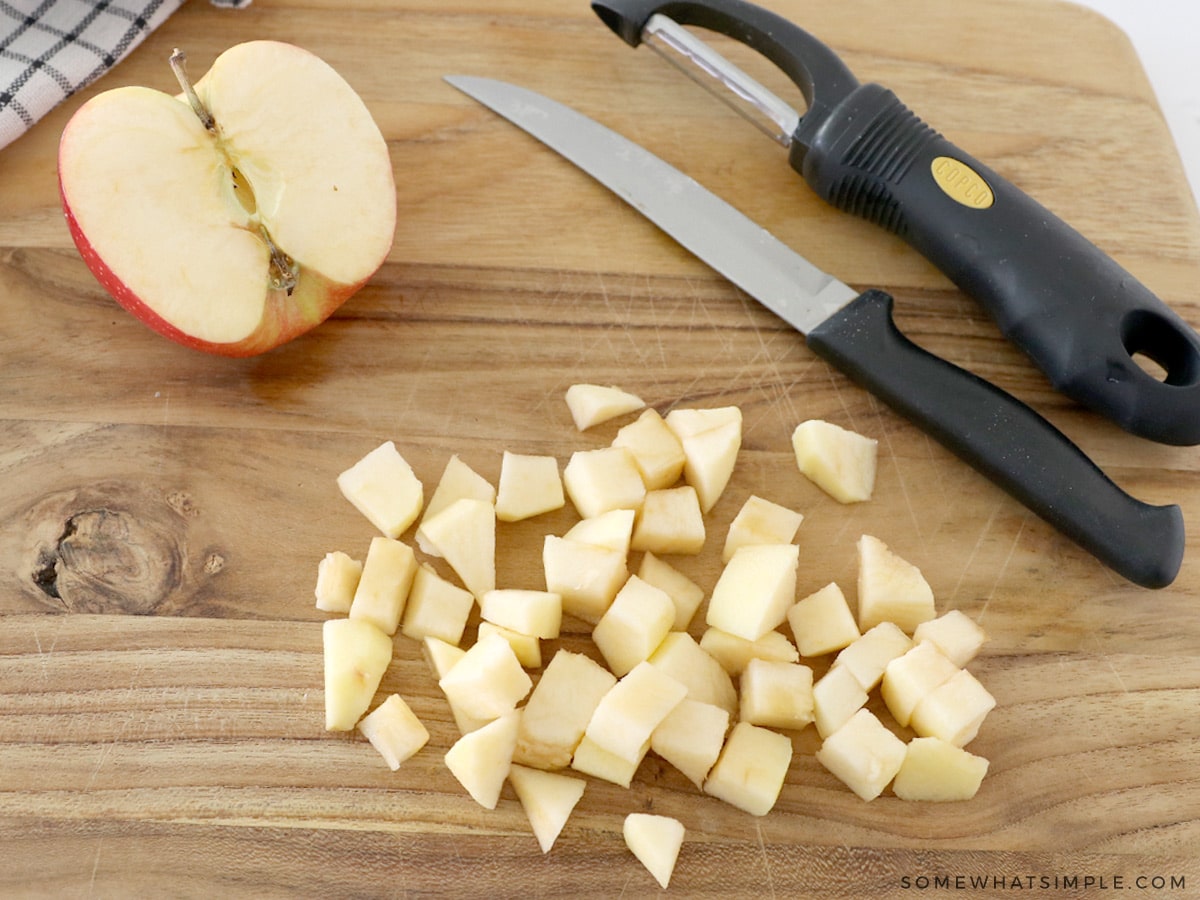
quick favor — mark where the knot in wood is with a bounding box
[25,482,189,615]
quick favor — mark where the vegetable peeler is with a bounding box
[592,0,1200,446]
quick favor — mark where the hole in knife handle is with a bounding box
[1130,353,1169,382]
[1121,309,1200,386]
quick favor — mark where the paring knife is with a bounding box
[444,74,1185,589]
[592,0,1200,447]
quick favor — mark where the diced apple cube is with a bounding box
[815,708,907,801]
[420,454,496,522]
[703,721,793,816]
[664,406,742,513]
[480,589,562,640]
[357,694,430,770]
[323,617,392,732]
[891,737,989,802]
[699,626,799,676]
[705,543,799,641]
[909,668,996,747]
[663,406,742,439]
[570,735,648,788]
[423,638,489,732]
[812,664,869,739]
[585,661,688,765]
[400,563,475,646]
[562,446,646,518]
[543,535,627,624]
[348,536,417,636]
[912,610,988,667]
[450,703,495,740]
[515,649,617,770]
[564,508,636,555]
[565,383,645,430]
[438,631,532,722]
[444,710,520,809]
[833,621,913,691]
[881,641,960,727]
[648,632,738,718]
[592,575,675,677]
[637,552,705,631]
[650,698,730,789]
[337,440,424,538]
[624,813,685,889]
[722,495,803,562]
[417,497,496,599]
[314,551,362,614]
[739,659,814,731]
[630,485,706,555]
[786,581,860,657]
[494,451,564,522]
[417,455,495,556]
[791,419,877,504]
[857,534,936,632]
[421,635,465,679]
[612,408,687,489]
[477,621,541,669]
[509,764,587,853]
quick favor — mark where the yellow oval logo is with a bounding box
[931,156,994,209]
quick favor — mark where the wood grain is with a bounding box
[2,0,1199,896]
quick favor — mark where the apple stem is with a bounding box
[262,226,299,295]
[169,48,215,131]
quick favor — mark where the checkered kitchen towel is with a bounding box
[0,0,250,152]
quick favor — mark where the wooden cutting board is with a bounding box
[2,0,1198,895]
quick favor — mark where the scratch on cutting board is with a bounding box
[778,355,821,427]
[755,820,777,897]
[87,837,104,898]
[977,514,1029,624]
[950,496,1005,603]
[31,620,63,679]
[823,362,858,430]
[154,390,172,473]
[709,296,792,410]
[616,871,635,897]
[878,418,924,545]
[1080,612,1131,694]
[1098,652,1131,694]
[83,659,147,791]
[579,270,640,367]
[726,330,785,398]
[84,737,118,793]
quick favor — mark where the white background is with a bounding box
[1069,0,1200,209]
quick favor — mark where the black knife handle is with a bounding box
[796,83,1200,446]
[806,290,1184,588]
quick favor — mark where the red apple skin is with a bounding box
[59,173,376,358]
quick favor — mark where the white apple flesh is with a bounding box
[57,41,395,356]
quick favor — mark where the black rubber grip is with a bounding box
[796,83,1200,446]
[806,290,1185,588]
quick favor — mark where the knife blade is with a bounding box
[444,74,1184,589]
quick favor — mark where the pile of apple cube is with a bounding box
[316,385,995,889]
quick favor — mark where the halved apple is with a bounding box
[58,41,395,356]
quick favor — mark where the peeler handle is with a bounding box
[795,82,1200,446]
